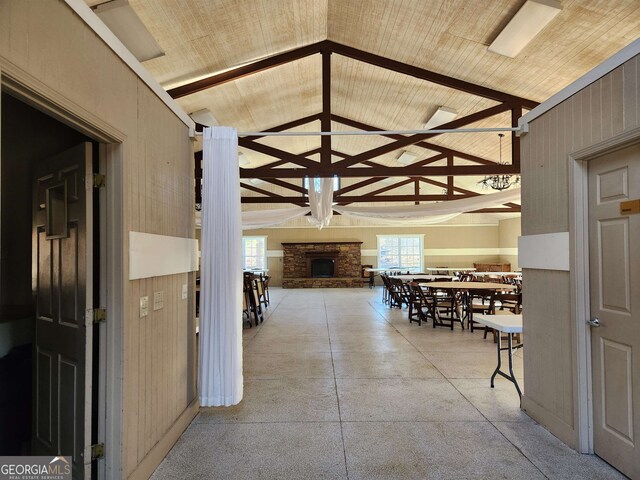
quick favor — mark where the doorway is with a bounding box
[0,92,101,479]
[587,144,640,478]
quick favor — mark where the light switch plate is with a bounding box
[181,284,188,300]
[140,296,149,318]
[153,291,164,310]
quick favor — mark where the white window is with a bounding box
[242,236,267,270]
[377,235,424,271]
[304,176,340,191]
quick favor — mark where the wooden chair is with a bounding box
[361,264,374,288]
[483,291,522,342]
[256,273,270,307]
[425,286,463,330]
[467,289,496,332]
[408,282,438,326]
[243,273,264,326]
[387,277,406,308]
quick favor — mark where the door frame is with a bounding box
[568,125,640,454]
[1,61,125,479]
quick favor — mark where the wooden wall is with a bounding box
[0,2,196,478]
[520,55,640,448]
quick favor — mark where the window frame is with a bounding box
[242,235,268,271]
[376,234,424,272]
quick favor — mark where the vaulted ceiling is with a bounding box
[117,0,639,216]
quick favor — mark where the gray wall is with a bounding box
[520,55,640,448]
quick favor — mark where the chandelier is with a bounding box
[478,134,520,191]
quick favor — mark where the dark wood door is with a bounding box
[32,143,93,479]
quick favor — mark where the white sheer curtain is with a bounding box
[307,177,334,229]
[199,127,243,407]
[242,206,311,230]
[333,188,520,223]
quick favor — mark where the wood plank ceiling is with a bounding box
[125,0,640,215]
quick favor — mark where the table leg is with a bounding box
[491,333,502,388]
[507,333,522,398]
[490,332,522,398]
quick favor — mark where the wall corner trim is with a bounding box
[518,232,569,271]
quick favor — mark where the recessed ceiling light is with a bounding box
[250,178,265,186]
[93,0,165,62]
[424,107,458,130]
[189,109,219,127]
[396,151,418,165]
[238,152,250,166]
[488,0,562,58]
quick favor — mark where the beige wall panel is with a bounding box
[252,226,501,286]
[521,58,640,448]
[499,217,520,269]
[1,2,196,477]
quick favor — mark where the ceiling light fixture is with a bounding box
[238,152,250,166]
[396,151,418,165]
[93,0,165,62]
[478,134,520,191]
[189,109,219,127]
[250,178,265,186]
[424,107,458,130]
[488,0,562,58]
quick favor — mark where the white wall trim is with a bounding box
[520,38,640,131]
[63,0,195,134]
[129,232,198,280]
[518,233,570,270]
[568,128,640,454]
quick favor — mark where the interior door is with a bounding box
[589,143,640,478]
[32,143,93,479]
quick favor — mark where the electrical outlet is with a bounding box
[181,284,188,300]
[153,291,164,310]
[140,296,149,318]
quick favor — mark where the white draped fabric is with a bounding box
[199,127,243,407]
[242,206,311,230]
[333,188,521,223]
[307,177,334,229]
[236,188,520,229]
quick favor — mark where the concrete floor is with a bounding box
[152,287,625,480]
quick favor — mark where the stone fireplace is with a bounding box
[282,242,363,288]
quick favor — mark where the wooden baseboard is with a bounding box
[127,399,199,480]
[521,394,577,449]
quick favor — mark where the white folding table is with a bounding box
[473,314,523,398]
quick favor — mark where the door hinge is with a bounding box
[92,308,107,324]
[93,173,106,188]
[91,443,105,460]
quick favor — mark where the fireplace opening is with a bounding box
[311,258,335,278]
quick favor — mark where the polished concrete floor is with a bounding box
[152,287,625,480]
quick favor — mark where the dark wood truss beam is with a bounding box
[326,41,538,109]
[331,115,495,165]
[332,104,512,169]
[168,42,325,98]
[321,48,332,167]
[472,206,521,213]
[249,113,321,140]
[241,163,518,179]
[238,137,319,168]
[334,177,388,195]
[242,193,473,204]
[170,40,537,109]
[258,178,307,194]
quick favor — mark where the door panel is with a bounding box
[32,143,92,480]
[589,143,640,478]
